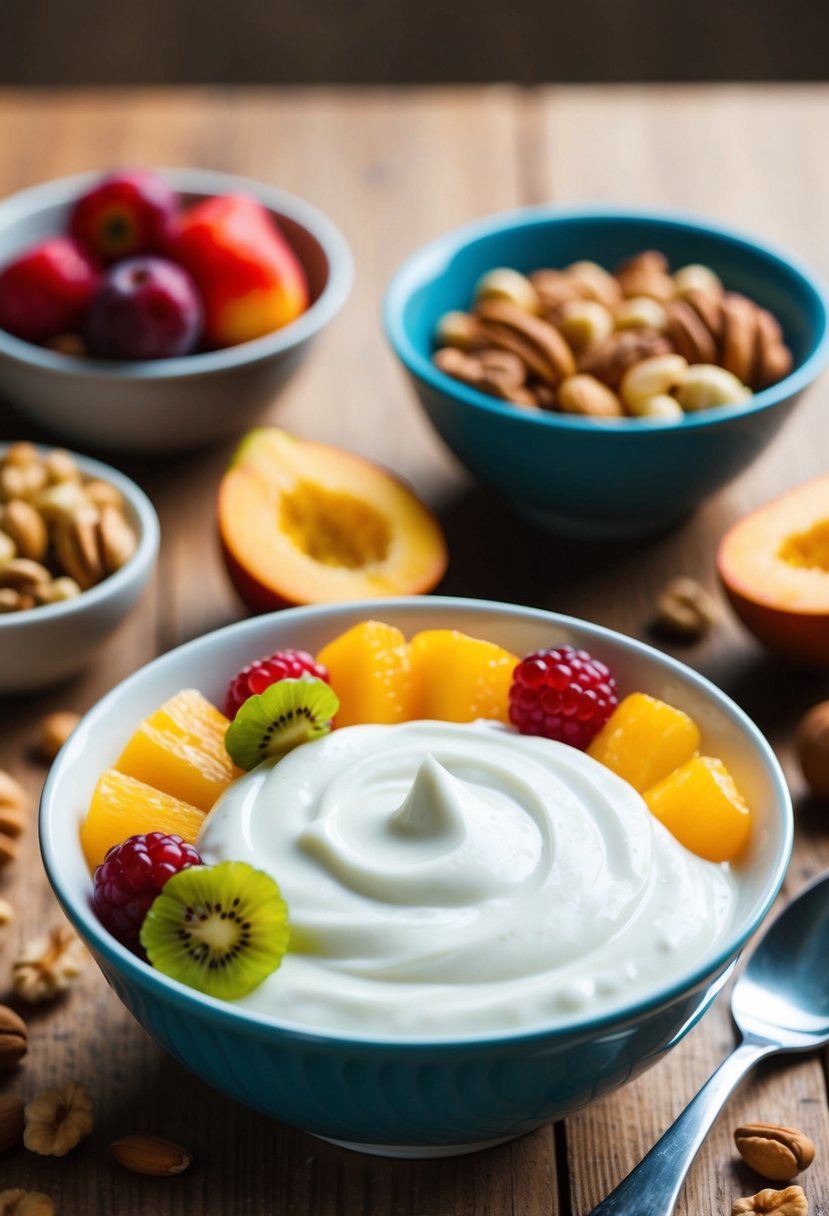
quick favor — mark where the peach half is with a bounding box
[718,475,829,665]
[219,428,448,611]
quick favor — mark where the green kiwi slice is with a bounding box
[225,676,339,771]
[140,861,289,1000]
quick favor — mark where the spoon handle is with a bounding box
[587,1037,776,1216]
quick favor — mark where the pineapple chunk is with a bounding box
[644,756,752,862]
[116,689,240,812]
[317,620,417,726]
[81,769,205,871]
[408,629,518,723]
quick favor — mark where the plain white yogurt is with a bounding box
[197,720,737,1037]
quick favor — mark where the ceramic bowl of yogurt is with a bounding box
[40,597,792,1157]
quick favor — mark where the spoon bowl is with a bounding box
[734,873,829,1047]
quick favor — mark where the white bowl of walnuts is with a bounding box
[0,441,159,692]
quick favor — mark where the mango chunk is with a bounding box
[587,692,700,792]
[81,769,206,871]
[317,620,417,727]
[115,689,240,812]
[409,629,518,723]
[644,756,752,862]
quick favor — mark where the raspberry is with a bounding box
[509,646,618,750]
[93,832,202,951]
[225,649,330,719]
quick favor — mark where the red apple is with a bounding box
[169,194,309,348]
[69,169,178,265]
[0,236,99,344]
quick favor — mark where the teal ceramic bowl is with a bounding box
[384,207,829,537]
[40,598,792,1158]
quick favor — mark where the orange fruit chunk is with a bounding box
[317,620,417,727]
[115,689,240,813]
[587,692,700,792]
[643,756,752,862]
[81,769,206,872]
[409,629,518,723]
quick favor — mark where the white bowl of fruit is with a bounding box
[0,168,352,451]
[40,597,792,1153]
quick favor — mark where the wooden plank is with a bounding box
[530,84,829,1215]
[1,84,829,1215]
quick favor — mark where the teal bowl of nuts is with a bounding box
[0,442,159,692]
[384,206,829,537]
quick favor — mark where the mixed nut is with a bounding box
[432,251,793,419]
[0,442,138,613]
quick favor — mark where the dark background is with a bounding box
[4,0,829,85]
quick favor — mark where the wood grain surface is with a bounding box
[0,86,827,1215]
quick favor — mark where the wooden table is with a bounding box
[1,85,828,1215]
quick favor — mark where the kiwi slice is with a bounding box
[140,861,289,1000]
[225,676,339,771]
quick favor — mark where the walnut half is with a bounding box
[732,1186,808,1215]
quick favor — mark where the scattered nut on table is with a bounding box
[0,444,138,612]
[37,710,81,762]
[735,1123,816,1181]
[23,1081,94,1157]
[433,250,793,419]
[0,1095,24,1153]
[110,1133,193,1176]
[0,769,28,871]
[0,1004,28,1070]
[0,1190,53,1216]
[795,701,829,797]
[732,1185,808,1214]
[12,924,88,1004]
[655,576,721,640]
[0,898,13,926]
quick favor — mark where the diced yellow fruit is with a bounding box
[644,756,752,862]
[317,620,417,727]
[587,692,701,793]
[409,629,519,723]
[81,769,206,871]
[115,689,240,812]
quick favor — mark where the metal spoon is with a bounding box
[589,871,829,1216]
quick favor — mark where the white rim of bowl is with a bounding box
[0,168,354,378]
[0,443,159,629]
[40,595,793,1048]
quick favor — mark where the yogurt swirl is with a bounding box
[198,721,737,1036]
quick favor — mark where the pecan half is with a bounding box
[735,1123,815,1182]
[664,298,719,364]
[754,308,793,389]
[476,300,576,385]
[684,285,725,343]
[721,293,758,385]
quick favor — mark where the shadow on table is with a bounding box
[434,483,652,612]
